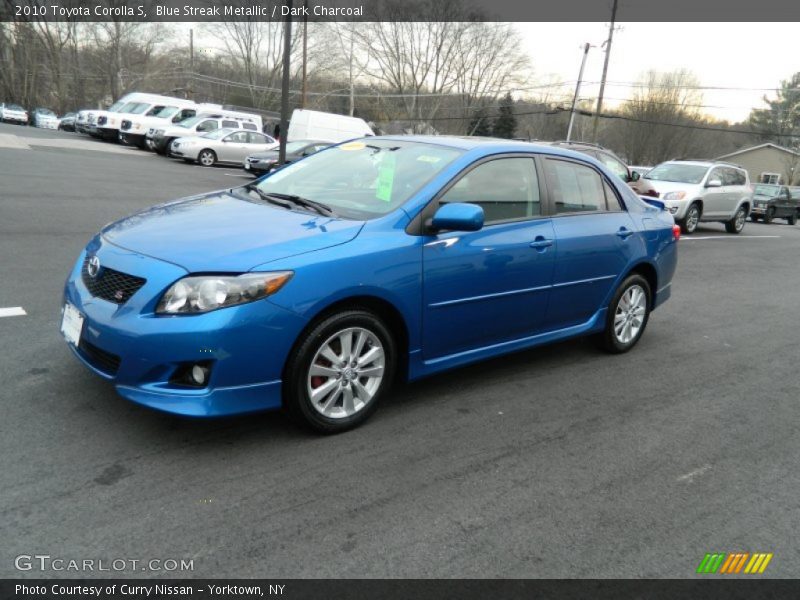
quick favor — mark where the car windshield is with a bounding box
[155,106,179,119]
[201,128,237,140]
[753,184,780,197]
[645,163,709,184]
[116,102,140,113]
[286,141,312,153]
[252,139,464,220]
[176,116,204,128]
[128,103,151,115]
[38,109,56,116]
[8,104,24,111]
[107,100,126,111]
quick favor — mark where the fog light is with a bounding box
[191,365,208,385]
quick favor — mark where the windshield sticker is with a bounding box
[339,141,366,152]
[376,154,396,203]
[417,155,442,164]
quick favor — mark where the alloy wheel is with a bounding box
[614,284,647,345]
[306,327,385,419]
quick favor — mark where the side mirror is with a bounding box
[706,179,722,188]
[430,202,484,232]
[629,171,640,182]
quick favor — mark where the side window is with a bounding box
[708,168,724,185]
[247,132,267,144]
[197,120,218,132]
[222,120,239,129]
[145,105,165,116]
[242,122,257,131]
[735,169,747,186]
[603,180,623,211]
[545,159,608,213]
[440,157,540,224]
[227,131,249,143]
[174,108,195,122]
[598,152,629,182]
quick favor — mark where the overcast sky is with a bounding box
[517,22,800,123]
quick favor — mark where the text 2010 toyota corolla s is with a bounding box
[62,136,678,432]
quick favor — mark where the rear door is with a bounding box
[702,166,731,218]
[219,130,251,163]
[543,157,639,329]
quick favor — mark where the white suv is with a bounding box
[640,160,752,234]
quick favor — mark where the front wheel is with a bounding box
[788,213,797,226]
[597,274,651,354]
[764,207,775,224]
[284,310,396,433]
[751,215,760,222]
[197,149,217,167]
[680,203,701,234]
[725,206,747,234]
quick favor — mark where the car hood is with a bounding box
[249,151,279,160]
[641,179,702,194]
[102,190,365,272]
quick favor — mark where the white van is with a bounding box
[287,109,373,143]
[118,100,217,148]
[146,110,264,154]
[94,93,195,142]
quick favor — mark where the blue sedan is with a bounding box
[61,136,678,432]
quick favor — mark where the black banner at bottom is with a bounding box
[2,579,800,600]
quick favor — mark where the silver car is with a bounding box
[170,128,278,167]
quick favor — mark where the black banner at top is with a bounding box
[2,0,800,22]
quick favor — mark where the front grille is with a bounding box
[97,115,107,126]
[81,257,146,305]
[121,119,131,131]
[78,338,121,376]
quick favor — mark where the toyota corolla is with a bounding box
[61,137,678,432]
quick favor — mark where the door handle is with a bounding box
[530,236,553,250]
[616,227,634,240]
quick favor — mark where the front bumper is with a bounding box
[750,205,768,215]
[3,114,27,124]
[62,238,308,417]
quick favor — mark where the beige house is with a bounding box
[716,143,800,185]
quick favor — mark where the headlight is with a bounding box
[662,191,687,200]
[156,272,293,315]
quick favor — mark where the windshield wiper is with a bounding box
[243,183,295,210]
[266,192,336,217]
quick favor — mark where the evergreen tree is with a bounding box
[468,108,493,136]
[748,72,800,148]
[493,92,517,139]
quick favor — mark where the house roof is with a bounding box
[716,142,800,160]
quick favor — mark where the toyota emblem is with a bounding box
[87,255,101,278]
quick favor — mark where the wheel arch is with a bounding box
[625,260,658,309]
[282,294,410,383]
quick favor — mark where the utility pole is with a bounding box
[188,28,194,100]
[301,0,308,108]
[566,42,591,142]
[279,1,293,165]
[591,0,618,143]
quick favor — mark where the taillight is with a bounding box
[672,224,681,240]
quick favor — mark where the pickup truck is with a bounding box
[749,184,799,225]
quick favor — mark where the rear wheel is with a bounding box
[597,274,651,354]
[725,206,747,234]
[198,149,217,167]
[680,203,701,234]
[284,310,396,433]
[764,207,775,224]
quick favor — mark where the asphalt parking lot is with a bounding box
[1,121,799,579]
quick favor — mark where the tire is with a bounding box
[284,310,396,433]
[198,149,216,167]
[751,215,760,222]
[597,274,651,354]
[788,213,797,226]
[764,207,775,224]
[725,206,747,234]
[680,203,701,234]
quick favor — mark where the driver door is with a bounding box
[422,156,556,359]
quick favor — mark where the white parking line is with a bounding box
[0,306,27,318]
[682,235,781,240]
